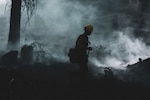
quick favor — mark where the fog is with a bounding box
[0,0,150,69]
[0,0,10,51]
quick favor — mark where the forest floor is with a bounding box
[0,62,150,100]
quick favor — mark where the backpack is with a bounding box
[68,48,79,63]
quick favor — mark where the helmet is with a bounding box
[84,24,93,32]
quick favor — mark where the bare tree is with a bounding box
[8,0,37,50]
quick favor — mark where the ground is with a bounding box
[0,62,150,100]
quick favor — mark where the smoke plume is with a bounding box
[0,0,150,69]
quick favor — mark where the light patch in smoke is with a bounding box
[91,28,150,69]
[0,0,10,51]
[90,58,106,67]
[111,30,150,64]
[90,53,127,69]
[0,0,10,16]
[0,0,6,14]
[104,57,125,69]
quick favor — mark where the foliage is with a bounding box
[22,0,37,23]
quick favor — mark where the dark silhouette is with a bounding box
[139,58,142,62]
[1,51,18,66]
[21,45,33,64]
[8,0,21,49]
[74,24,93,85]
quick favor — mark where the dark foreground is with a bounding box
[0,63,150,100]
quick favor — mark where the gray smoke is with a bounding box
[20,0,97,62]
[1,0,150,69]
[0,0,10,51]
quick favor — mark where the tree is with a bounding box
[8,0,37,50]
[8,0,21,50]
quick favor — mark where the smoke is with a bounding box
[1,0,150,69]
[0,0,10,51]
[20,0,97,62]
[1,0,150,88]
[90,29,150,69]
[0,0,8,16]
[87,0,150,69]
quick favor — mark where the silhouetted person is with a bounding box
[139,58,142,62]
[75,24,93,85]
[138,58,143,68]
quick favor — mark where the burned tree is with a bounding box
[8,0,21,50]
[8,0,37,50]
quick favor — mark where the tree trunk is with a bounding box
[8,0,21,50]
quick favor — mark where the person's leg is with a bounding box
[79,63,88,85]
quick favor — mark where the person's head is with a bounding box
[84,24,93,36]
